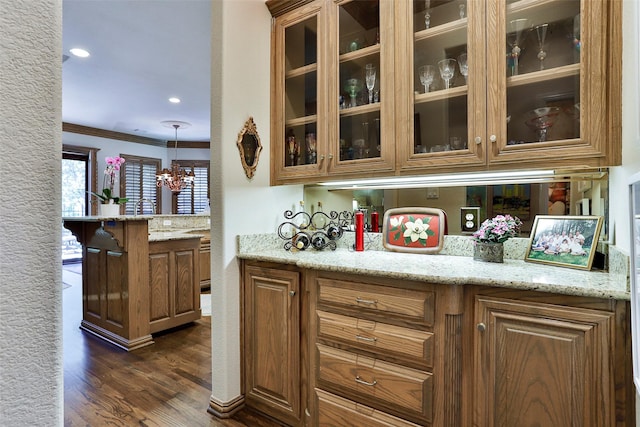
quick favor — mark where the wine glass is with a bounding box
[525,107,560,142]
[507,18,530,76]
[344,78,362,108]
[424,0,431,29]
[535,23,549,70]
[459,3,466,19]
[365,64,376,104]
[457,52,468,84]
[438,58,457,90]
[418,65,435,93]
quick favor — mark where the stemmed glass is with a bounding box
[419,65,435,93]
[459,3,466,19]
[535,23,549,70]
[424,0,431,29]
[365,64,376,104]
[438,58,457,90]
[525,107,560,142]
[344,78,362,108]
[507,18,530,76]
[457,53,468,84]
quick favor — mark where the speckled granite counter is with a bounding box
[237,233,630,300]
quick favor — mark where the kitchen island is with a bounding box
[236,233,633,426]
[63,216,203,351]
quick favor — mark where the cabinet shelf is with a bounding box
[285,115,318,127]
[286,62,318,79]
[338,103,380,118]
[414,85,467,105]
[508,0,580,24]
[338,44,380,64]
[414,18,467,44]
[506,63,579,88]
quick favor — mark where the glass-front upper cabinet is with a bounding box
[327,0,395,177]
[398,0,485,172]
[398,0,620,173]
[486,0,618,167]
[271,1,326,184]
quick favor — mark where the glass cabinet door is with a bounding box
[330,0,394,174]
[400,0,485,170]
[487,0,612,166]
[630,172,640,395]
[272,2,325,182]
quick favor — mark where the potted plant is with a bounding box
[91,156,128,215]
[471,214,522,263]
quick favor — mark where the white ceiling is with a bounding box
[62,0,211,142]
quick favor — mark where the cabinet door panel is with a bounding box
[475,296,614,427]
[244,265,301,425]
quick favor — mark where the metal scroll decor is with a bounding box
[277,210,352,251]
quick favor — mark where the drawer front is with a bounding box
[317,344,432,422]
[317,310,433,367]
[316,388,422,427]
[317,278,434,325]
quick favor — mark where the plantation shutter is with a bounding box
[121,155,161,215]
[175,162,210,214]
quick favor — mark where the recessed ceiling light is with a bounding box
[69,48,90,58]
[169,97,181,104]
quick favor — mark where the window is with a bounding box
[121,154,162,215]
[174,160,210,214]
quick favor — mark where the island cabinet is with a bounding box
[198,232,211,289]
[467,286,633,427]
[241,261,307,426]
[63,218,154,351]
[148,237,201,334]
[268,0,621,185]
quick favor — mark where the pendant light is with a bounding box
[156,120,195,193]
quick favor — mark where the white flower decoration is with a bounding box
[390,216,404,228]
[403,218,430,242]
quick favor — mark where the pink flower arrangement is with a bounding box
[472,214,522,244]
[91,156,128,204]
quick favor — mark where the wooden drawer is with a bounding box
[317,344,432,423]
[317,310,433,368]
[317,278,434,326]
[315,388,421,427]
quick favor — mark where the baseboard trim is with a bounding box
[208,394,244,419]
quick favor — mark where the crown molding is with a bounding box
[63,122,210,148]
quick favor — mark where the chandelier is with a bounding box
[156,121,195,193]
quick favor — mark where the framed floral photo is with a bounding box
[382,207,446,254]
[525,215,604,270]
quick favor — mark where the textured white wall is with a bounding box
[0,0,63,425]
[209,0,303,406]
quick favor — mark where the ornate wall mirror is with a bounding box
[236,117,262,179]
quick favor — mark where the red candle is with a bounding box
[371,211,379,232]
[355,211,364,251]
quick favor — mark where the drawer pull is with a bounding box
[355,297,378,305]
[355,376,377,387]
[355,335,377,342]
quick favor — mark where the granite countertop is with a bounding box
[237,234,630,300]
[148,229,207,242]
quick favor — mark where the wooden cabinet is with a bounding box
[199,233,210,289]
[242,261,306,426]
[471,290,633,427]
[269,0,395,185]
[268,0,621,185]
[148,237,201,334]
[311,272,464,426]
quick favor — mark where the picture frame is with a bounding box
[382,207,446,254]
[524,215,603,270]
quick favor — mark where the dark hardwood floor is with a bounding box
[63,264,282,427]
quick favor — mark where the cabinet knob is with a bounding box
[289,290,296,297]
[489,134,497,143]
[328,153,334,160]
[477,322,486,332]
[474,136,482,145]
